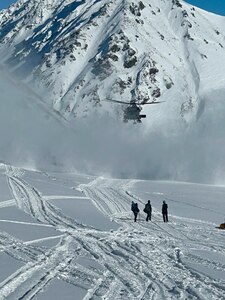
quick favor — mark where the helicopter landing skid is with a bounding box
[140,114,146,119]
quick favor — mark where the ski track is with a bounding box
[0,200,16,208]
[0,168,224,299]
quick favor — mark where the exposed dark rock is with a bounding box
[129,1,145,16]
[92,57,112,80]
[172,0,182,8]
[124,56,137,68]
[99,5,108,16]
[151,88,161,98]
[184,33,194,40]
[116,77,132,91]
[110,44,120,52]
[180,98,194,117]
[159,33,164,40]
[164,76,173,89]
[135,19,144,24]
[200,53,207,59]
[149,67,159,76]
[108,53,118,61]
[181,20,192,28]
[182,10,188,17]
[122,43,130,51]
[46,61,52,68]
[69,54,76,61]
[74,41,81,47]
[128,48,136,56]
[130,4,140,16]
[139,1,145,10]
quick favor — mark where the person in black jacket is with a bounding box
[131,201,139,222]
[162,201,168,222]
[144,200,152,221]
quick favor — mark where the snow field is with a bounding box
[0,164,224,299]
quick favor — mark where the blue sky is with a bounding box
[0,0,16,10]
[0,0,225,16]
[185,0,225,16]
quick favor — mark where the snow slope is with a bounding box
[0,2,225,298]
[1,64,225,184]
[0,163,224,299]
[0,66,78,170]
[1,0,225,183]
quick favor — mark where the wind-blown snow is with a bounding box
[1,68,225,184]
[1,0,225,183]
[0,1,225,298]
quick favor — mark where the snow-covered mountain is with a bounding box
[0,0,225,184]
[1,4,225,298]
[1,0,225,123]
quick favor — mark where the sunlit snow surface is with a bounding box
[0,163,224,299]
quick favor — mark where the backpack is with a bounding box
[144,203,151,213]
[220,223,225,229]
[132,203,139,213]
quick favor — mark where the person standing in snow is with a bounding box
[144,200,152,221]
[219,222,225,229]
[131,201,139,222]
[162,200,168,222]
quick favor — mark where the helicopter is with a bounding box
[105,99,163,123]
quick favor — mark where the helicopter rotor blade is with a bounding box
[103,99,165,105]
[103,98,132,105]
[139,101,165,105]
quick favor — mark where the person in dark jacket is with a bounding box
[219,223,225,229]
[162,200,168,222]
[144,200,152,221]
[131,201,139,222]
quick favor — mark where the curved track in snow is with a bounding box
[80,177,225,300]
[0,168,224,299]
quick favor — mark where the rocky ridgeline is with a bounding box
[0,0,225,122]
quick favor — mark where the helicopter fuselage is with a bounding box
[104,98,161,123]
[124,103,146,122]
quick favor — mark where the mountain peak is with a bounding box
[1,0,225,123]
